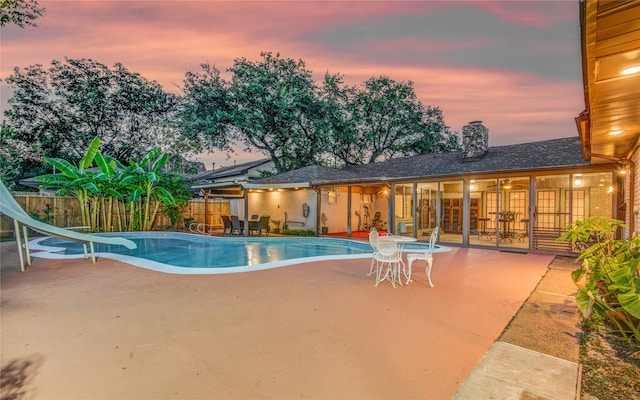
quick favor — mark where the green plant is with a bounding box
[35,136,179,232]
[321,212,327,226]
[183,217,196,230]
[559,217,640,344]
[281,229,316,236]
[270,219,281,233]
[30,203,54,224]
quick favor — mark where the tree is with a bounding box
[178,52,459,172]
[0,0,44,28]
[3,58,178,178]
[179,63,233,152]
[322,74,460,165]
[226,52,328,173]
[0,122,45,189]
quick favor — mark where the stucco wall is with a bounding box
[231,190,318,232]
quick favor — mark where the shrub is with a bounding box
[559,217,640,344]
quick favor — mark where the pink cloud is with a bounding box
[369,38,492,54]
[472,0,576,28]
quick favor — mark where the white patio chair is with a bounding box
[367,227,381,276]
[406,227,439,287]
[374,236,402,288]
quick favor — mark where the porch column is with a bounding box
[316,188,322,235]
[412,183,417,238]
[389,184,395,234]
[204,190,209,227]
[244,188,249,237]
[462,179,470,246]
[347,186,352,237]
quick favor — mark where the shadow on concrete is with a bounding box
[1,356,43,400]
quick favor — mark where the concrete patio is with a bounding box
[1,240,572,399]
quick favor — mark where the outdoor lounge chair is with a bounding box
[230,215,243,235]
[0,181,136,271]
[221,215,232,235]
[406,227,439,287]
[258,215,270,236]
[248,215,270,236]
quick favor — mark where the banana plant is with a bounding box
[122,148,176,231]
[35,136,102,229]
[35,136,182,233]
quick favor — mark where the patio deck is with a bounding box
[1,241,555,399]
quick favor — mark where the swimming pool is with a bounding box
[29,232,451,274]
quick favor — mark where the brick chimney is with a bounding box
[462,120,489,161]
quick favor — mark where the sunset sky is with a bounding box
[1,0,583,168]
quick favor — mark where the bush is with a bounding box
[559,217,640,344]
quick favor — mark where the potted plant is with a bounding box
[321,213,328,235]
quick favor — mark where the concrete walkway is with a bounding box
[454,256,582,400]
[0,240,578,399]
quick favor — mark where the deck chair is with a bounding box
[230,215,243,235]
[221,215,232,235]
[406,227,439,287]
[0,181,136,271]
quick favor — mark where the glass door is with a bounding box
[496,177,530,250]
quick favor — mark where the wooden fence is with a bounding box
[0,192,230,238]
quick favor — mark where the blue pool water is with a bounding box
[31,232,450,274]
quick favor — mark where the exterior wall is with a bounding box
[240,189,317,232]
[321,187,346,233]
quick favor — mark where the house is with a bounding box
[250,127,618,253]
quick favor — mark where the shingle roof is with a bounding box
[345,136,590,180]
[192,158,272,181]
[257,137,591,186]
[257,164,362,184]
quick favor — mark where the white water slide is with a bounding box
[0,181,136,271]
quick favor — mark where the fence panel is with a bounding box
[0,193,230,238]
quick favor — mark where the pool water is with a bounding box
[31,232,450,274]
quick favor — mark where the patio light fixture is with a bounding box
[621,65,640,75]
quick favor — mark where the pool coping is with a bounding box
[27,232,451,275]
